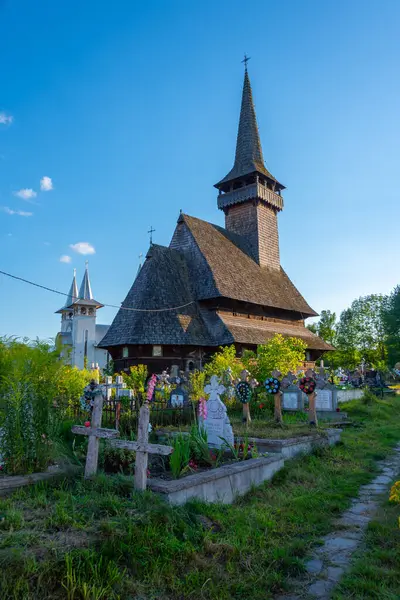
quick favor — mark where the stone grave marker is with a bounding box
[281,372,303,411]
[315,367,338,412]
[282,384,303,410]
[168,378,189,407]
[202,375,234,449]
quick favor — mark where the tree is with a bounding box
[335,295,388,369]
[203,345,244,380]
[243,334,307,382]
[307,310,336,345]
[383,285,400,367]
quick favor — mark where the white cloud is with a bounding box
[14,188,37,201]
[0,112,13,125]
[69,241,96,255]
[60,255,72,263]
[43,241,51,246]
[40,176,53,191]
[2,206,33,217]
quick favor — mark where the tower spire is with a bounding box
[79,261,93,300]
[216,66,274,185]
[214,65,285,270]
[55,269,78,313]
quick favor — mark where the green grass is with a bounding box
[333,499,400,600]
[0,396,399,599]
[159,410,336,439]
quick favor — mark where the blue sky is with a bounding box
[1,0,400,339]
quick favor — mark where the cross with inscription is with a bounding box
[148,226,156,245]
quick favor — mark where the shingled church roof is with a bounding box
[98,244,213,347]
[215,69,283,188]
[100,213,321,350]
[171,214,317,317]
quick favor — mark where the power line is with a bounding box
[0,269,196,313]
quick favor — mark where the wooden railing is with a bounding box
[218,182,284,210]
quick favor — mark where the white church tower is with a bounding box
[56,263,110,371]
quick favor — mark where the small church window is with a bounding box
[88,308,94,315]
[84,330,88,360]
[122,347,129,358]
[152,345,162,357]
[186,360,195,372]
[68,312,73,319]
[81,307,87,315]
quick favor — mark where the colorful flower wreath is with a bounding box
[264,377,281,395]
[236,381,252,404]
[299,376,316,395]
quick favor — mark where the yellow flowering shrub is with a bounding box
[389,481,400,503]
[389,481,400,529]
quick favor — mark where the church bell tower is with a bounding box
[214,61,285,270]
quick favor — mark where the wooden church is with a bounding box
[99,66,331,373]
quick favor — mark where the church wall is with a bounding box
[224,201,280,270]
[94,347,110,371]
[72,315,97,369]
[256,203,280,270]
[224,202,259,262]
[200,297,304,324]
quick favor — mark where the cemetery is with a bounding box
[1,333,400,599]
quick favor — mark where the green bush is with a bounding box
[0,337,76,474]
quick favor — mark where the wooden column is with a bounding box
[274,392,283,424]
[309,392,318,426]
[243,402,251,424]
[134,402,150,491]
[85,391,103,478]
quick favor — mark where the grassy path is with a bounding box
[0,397,400,599]
[332,492,400,599]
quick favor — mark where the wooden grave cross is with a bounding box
[72,383,119,478]
[108,400,174,491]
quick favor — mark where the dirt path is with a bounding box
[275,444,400,600]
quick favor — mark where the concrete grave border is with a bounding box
[149,429,342,505]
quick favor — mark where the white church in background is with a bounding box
[55,264,110,370]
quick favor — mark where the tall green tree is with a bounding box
[335,295,388,369]
[307,310,337,345]
[382,285,400,367]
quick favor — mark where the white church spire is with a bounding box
[56,269,79,313]
[79,261,93,300]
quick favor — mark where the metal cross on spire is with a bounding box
[147,226,155,245]
[242,54,251,71]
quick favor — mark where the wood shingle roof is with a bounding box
[172,214,317,317]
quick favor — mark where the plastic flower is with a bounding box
[198,396,208,419]
[146,374,157,401]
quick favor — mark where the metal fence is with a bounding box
[75,394,196,432]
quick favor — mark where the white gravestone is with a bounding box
[282,392,299,410]
[201,375,234,449]
[282,383,303,411]
[316,389,333,410]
